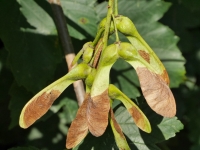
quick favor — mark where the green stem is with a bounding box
[112,14,120,42]
[102,0,114,50]
[114,0,118,15]
[92,28,104,47]
[90,0,115,68]
[89,39,103,67]
[71,49,83,67]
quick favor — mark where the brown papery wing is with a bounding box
[23,90,61,128]
[66,94,89,149]
[110,109,127,140]
[87,90,110,137]
[136,67,176,117]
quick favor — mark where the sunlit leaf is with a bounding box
[18,0,90,40]
[17,0,56,35]
[61,0,98,37]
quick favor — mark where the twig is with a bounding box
[48,0,85,106]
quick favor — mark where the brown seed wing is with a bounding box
[110,109,126,139]
[136,67,176,117]
[87,90,110,137]
[128,105,149,132]
[23,90,61,128]
[161,69,170,85]
[66,94,89,149]
[138,50,170,85]
[138,50,150,64]
[110,109,130,149]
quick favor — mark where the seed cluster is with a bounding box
[19,14,176,150]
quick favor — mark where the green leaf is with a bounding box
[18,0,89,39]
[0,0,62,93]
[61,0,98,37]
[67,24,86,40]
[163,61,186,88]
[17,0,56,35]
[71,0,96,7]
[61,98,78,124]
[115,106,183,150]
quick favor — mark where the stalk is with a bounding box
[102,0,114,50]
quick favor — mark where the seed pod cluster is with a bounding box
[18,11,176,150]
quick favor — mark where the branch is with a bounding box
[48,0,85,106]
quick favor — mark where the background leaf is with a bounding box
[0,0,62,93]
[61,0,98,38]
[160,0,200,149]
[17,0,56,35]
